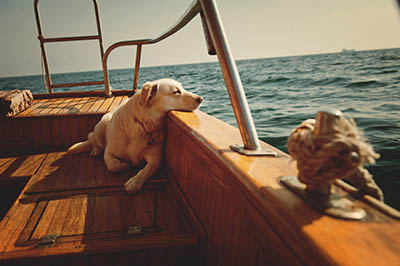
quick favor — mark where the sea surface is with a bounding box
[1,48,399,210]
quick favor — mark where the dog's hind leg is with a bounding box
[104,151,130,173]
[88,131,105,157]
[90,144,103,157]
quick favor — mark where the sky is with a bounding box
[0,0,399,78]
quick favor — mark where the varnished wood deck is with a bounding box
[0,92,204,265]
[0,151,203,265]
[16,95,128,117]
[0,94,130,156]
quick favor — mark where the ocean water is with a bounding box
[1,48,399,210]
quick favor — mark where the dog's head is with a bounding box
[139,78,203,113]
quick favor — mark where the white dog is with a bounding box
[67,78,202,193]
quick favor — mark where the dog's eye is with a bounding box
[173,89,181,95]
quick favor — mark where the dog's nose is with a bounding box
[196,96,203,104]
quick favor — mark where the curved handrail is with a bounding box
[102,0,201,95]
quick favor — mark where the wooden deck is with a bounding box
[0,151,204,265]
[0,94,129,156]
[15,95,128,117]
[0,94,205,265]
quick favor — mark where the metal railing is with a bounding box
[102,1,202,95]
[200,0,272,155]
[34,0,274,155]
[34,0,106,93]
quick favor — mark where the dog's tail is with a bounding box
[66,141,91,155]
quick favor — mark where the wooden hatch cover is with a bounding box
[15,189,195,249]
[0,152,202,264]
[20,152,167,203]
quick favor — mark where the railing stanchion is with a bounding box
[133,44,142,92]
[103,51,112,97]
[199,0,276,155]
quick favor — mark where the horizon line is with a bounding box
[1,46,399,79]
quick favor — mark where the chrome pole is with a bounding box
[132,44,142,91]
[199,0,276,155]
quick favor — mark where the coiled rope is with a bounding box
[287,114,383,201]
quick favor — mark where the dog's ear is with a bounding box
[139,82,158,106]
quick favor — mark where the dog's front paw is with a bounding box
[124,177,144,194]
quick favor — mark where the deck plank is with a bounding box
[0,154,47,186]
[14,95,127,118]
[0,157,16,171]
[78,97,98,113]
[87,97,106,113]
[16,98,50,116]
[30,199,61,241]
[46,197,73,238]
[35,98,62,115]
[0,201,37,253]
[60,197,87,236]
[98,96,115,113]
[44,98,68,114]
[56,97,77,114]
[0,154,48,252]
[24,153,134,195]
[26,152,64,192]
[87,195,111,234]
[67,97,91,114]
[108,96,127,112]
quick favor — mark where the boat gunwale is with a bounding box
[165,109,400,266]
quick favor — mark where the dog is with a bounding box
[67,78,203,193]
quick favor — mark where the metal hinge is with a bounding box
[128,225,142,235]
[38,235,58,247]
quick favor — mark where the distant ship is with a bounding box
[342,48,356,53]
